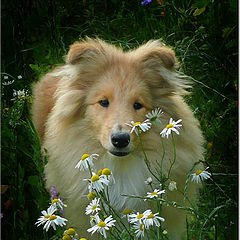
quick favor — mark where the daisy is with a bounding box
[89,214,101,227]
[143,212,165,229]
[87,215,116,238]
[146,189,165,199]
[51,198,66,210]
[75,153,99,171]
[85,198,101,215]
[128,209,152,224]
[35,206,68,231]
[101,168,115,183]
[160,118,182,138]
[191,167,211,184]
[144,177,152,185]
[85,172,109,192]
[168,181,177,191]
[133,222,145,238]
[122,208,132,221]
[146,107,163,124]
[125,120,151,135]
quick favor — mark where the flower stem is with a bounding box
[167,133,176,179]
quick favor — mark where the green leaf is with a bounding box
[28,175,39,186]
[193,5,206,17]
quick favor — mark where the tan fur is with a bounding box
[32,38,204,239]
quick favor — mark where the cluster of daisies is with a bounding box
[35,186,68,232]
[75,153,167,239]
[126,107,182,139]
[126,107,211,184]
[35,107,212,239]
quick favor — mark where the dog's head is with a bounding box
[34,38,191,157]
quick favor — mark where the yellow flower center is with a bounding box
[150,192,158,196]
[97,169,103,176]
[44,215,50,219]
[81,154,90,161]
[140,223,144,231]
[51,199,59,204]
[91,204,98,211]
[133,121,141,126]
[137,213,144,219]
[91,175,99,182]
[62,235,71,240]
[123,209,132,215]
[66,228,76,235]
[80,239,87,240]
[102,168,111,175]
[147,213,155,219]
[166,124,173,129]
[195,170,203,175]
[49,215,57,220]
[97,221,106,228]
[88,192,96,200]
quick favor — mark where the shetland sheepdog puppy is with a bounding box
[32,38,204,239]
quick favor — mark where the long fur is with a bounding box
[32,38,204,239]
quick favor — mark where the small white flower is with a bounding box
[144,177,152,185]
[133,222,145,238]
[143,212,165,229]
[87,215,116,239]
[75,153,99,171]
[12,89,27,100]
[3,75,9,80]
[89,214,101,227]
[160,118,182,138]
[146,108,163,123]
[168,181,177,191]
[50,198,66,210]
[122,208,132,221]
[146,189,165,198]
[35,206,67,231]
[17,75,23,79]
[84,172,109,192]
[86,198,101,215]
[128,210,152,224]
[125,120,151,135]
[191,167,211,184]
[2,80,14,85]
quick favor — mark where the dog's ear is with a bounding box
[139,40,178,69]
[135,40,191,94]
[66,39,104,65]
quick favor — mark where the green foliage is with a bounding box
[1,0,237,239]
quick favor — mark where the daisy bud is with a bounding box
[102,168,111,176]
[168,181,177,191]
[88,192,97,200]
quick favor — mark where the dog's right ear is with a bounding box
[66,40,104,65]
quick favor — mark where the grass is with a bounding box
[1,0,238,239]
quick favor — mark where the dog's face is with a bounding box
[42,38,190,157]
[84,64,152,157]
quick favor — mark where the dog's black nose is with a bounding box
[111,132,130,148]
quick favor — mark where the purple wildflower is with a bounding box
[50,185,58,200]
[141,0,152,5]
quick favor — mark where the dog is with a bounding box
[32,38,204,239]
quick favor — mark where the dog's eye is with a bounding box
[99,99,109,107]
[133,102,143,110]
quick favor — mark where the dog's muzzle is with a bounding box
[109,132,130,157]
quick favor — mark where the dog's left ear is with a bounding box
[66,39,104,65]
[139,40,178,69]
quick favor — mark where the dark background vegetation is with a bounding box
[1,0,238,239]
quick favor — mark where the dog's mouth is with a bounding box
[108,151,130,157]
